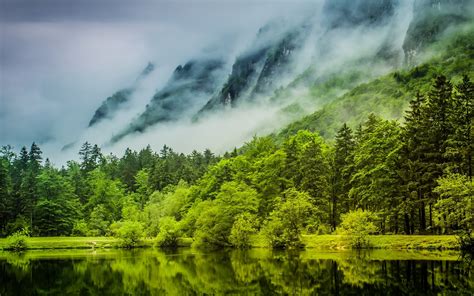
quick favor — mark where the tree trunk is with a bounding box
[404,213,410,234]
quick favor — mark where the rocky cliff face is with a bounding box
[88,63,155,127]
[83,0,472,146]
[321,0,398,28]
[403,0,473,64]
[110,58,226,142]
[197,19,312,117]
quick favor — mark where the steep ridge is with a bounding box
[277,25,473,141]
[110,57,226,143]
[82,0,472,148]
[321,0,398,28]
[197,19,312,116]
[88,63,155,127]
[403,0,473,64]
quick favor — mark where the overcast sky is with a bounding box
[0,0,315,150]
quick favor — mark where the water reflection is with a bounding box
[0,249,472,295]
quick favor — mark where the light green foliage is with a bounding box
[193,181,258,247]
[113,221,144,248]
[5,228,29,251]
[339,209,379,249]
[121,197,141,222]
[86,169,125,222]
[160,181,192,220]
[88,205,111,236]
[72,220,89,236]
[134,169,152,209]
[156,216,181,248]
[261,189,317,248]
[229,213,257,248]
[434,174,473,232]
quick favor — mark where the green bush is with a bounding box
[72,220,89,236]
[113,221,144,248]
[339,209,378,249]
[229,213,257,248]
[156,216,180,248]
[5,228,30,251]
[261,189,317,249]
[261,216,287,248]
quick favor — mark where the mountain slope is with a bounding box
[80,0,472,150]
[88,63,155,127]
[276,25,473,141]
[111,58,227,143]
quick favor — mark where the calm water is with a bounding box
[0,248,472,295]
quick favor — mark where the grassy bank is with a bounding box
[0,235,458,251]
[250,234,459,250]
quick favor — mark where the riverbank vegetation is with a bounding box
[0,74,472,250]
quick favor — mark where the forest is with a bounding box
[0,74,472,249]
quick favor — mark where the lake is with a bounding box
[0,248,472,295]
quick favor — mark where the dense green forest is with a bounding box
[0,74,472,248]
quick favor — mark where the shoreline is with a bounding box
[0,234,459,251]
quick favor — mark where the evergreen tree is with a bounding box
[446,75,473,178]
[299,135,330,224]
[0,158,12,234]
[399,93,427,234]
[420,75,453,231]
[34,166,79,236]
[332,123,355,230]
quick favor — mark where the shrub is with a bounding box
[260,216,286,248]
[156,216,180,248]
[5,216,29,236]
[261,189,317,249]
[114,221,144,248]
[229,213,257,248]
[5,228,29,251]
[339,209,378,249]
[72,220,89,236]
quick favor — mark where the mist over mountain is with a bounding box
[1,0,472,162]
[89,62,156,127]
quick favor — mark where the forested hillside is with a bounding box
[278,25,474,140]
[1,72,471,248]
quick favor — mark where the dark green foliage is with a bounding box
[331,123,355,230]
[457,230,474,254]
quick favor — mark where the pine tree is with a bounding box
[299,136,330,224]
[399,93,427,234]
[19,142,43,234]
[421,75,453,231]
[446,75,473,178]
[332,123,355,230]
[0,158,12,234]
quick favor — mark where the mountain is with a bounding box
[196,19,312,117]
[88,63,155,127]
[403,0,473,64]
[110,57,227,143]
[277,25,473,141]
[81,0,472,149]
[321,0,398,28]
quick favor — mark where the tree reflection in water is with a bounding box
[0,249,472,295]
